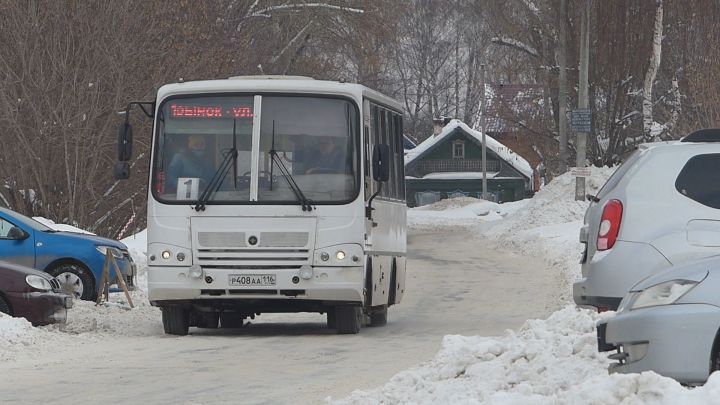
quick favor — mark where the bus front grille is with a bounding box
[195,248,310,269]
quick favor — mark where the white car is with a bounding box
[574,130,720,311]
[597,255,720,384]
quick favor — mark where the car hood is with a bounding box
[0,260,54,280]
[45,231,127,250]
[630,254,716,291]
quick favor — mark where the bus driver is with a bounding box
[167,134,215,192]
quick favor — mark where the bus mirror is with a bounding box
[114,162,130,180]
[372,144,390,182]
[118,121,133,162]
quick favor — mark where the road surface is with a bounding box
[0,228,556,404]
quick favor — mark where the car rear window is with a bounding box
[675,153,720,209]
[596,149,641,199]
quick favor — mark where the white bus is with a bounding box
[116,76,407,335]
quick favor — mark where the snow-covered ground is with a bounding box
[337,168,720,404]
[5,167,720,404]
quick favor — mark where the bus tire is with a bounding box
[364,257,373,307]
[162,307,189,336]
[388,261,398,306]
[369,304,387,327]
[327,310,336,329]
[335,306,361,334]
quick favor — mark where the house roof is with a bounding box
[404,119,533,181]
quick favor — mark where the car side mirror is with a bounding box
[118,120,133,162]
[114,162,130,180]
[372,144,390,182]
[7,226,29,241]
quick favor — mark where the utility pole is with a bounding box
[557,0,568,174]
[480,63,488,200]
[575,0,591,201]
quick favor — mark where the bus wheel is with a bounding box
[388,261,398,306]
[369,304,388,327]
[335,306,361,334]
[326,310,336,329]
[162,307,189,336]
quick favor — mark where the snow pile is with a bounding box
[0,227,160,363]
[339,166,720,404]
[338,305,720,404]
[408,197,528,230]
[482,167,616,303]
[0,313,53,362]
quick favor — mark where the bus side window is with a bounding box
[379,108,389,198]
[387,110,397,199]
[396,114,406,201]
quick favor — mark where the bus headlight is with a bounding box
[161,250,171,260]
[314,244,363,267]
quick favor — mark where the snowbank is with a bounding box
[338,167,720,404]
[0,228,160,363]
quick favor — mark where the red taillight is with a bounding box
[597,199,623,251]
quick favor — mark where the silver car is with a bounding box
[597,255,720,384]
[574,132,720,311]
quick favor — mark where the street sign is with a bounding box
[571,109,592,133]
[570,166,591,177]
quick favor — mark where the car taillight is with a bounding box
[597,199,623,251]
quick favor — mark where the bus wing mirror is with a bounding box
[118,121,133,162]
[114,162,130,180]
[372,144,390,182]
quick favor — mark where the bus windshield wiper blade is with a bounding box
[194,148,237,211]
[269,149,313,212]
[268,120,312,212]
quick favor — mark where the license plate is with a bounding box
[229,274,276,287]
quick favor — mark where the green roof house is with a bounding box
[405,119,534,207]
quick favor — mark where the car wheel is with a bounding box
[162,307,189,336]
[335,306,361,334]
[0,295,11,316]
[48,263,95,301]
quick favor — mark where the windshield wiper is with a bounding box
[268,120,313,211]
[194,120,239,211]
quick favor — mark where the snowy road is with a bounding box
[0,228,555,404]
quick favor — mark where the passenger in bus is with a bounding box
[305,136,347,174]
[166,134,216,191]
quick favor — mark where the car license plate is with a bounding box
[229,274,276,287]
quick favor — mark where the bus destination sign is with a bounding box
[170,104,253,119]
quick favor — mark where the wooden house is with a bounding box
[404,119,534,207]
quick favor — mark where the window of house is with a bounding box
[452,141,465,159]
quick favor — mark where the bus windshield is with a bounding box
[152,95,359,204]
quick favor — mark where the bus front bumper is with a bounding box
[147,265,364,304]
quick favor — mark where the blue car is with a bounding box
[0,207,136,300]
